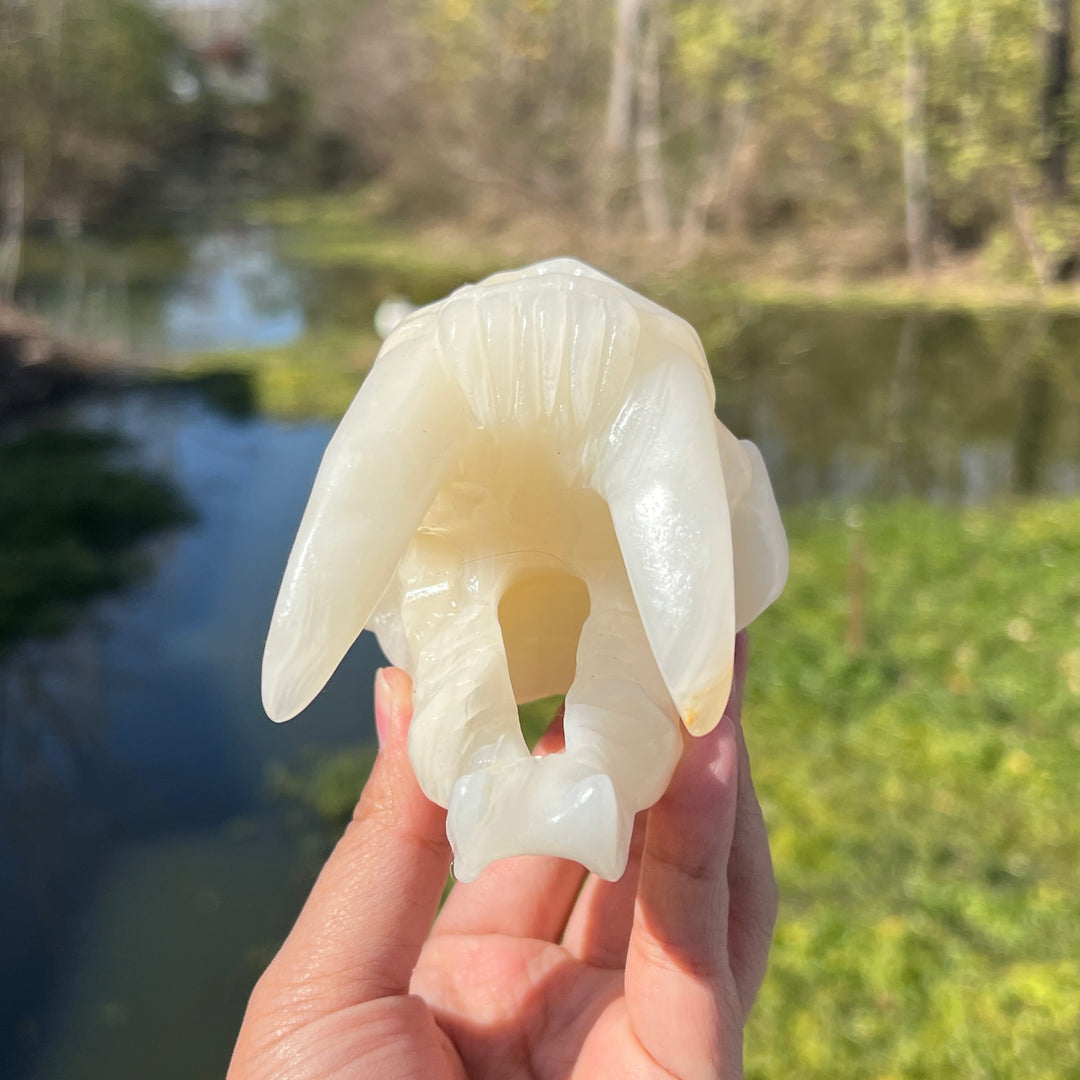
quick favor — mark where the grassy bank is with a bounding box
[253,191,1080,317]
[271,498,1080,1078]
[183,328,378,421]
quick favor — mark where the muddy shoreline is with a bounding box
[0,302,134,419]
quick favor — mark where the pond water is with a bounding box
[2,229,1079,1079]
[1,388,383,1080]
[16,229,307,357]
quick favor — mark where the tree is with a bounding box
[902,0,932,271]
[600,0,644,215]
[635,0,671,238]
[253,0,1080,272]
[0,150,22,302]
[0,0,181,235]
[1041,0,1073,199]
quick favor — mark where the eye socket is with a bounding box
[498,570,590,707]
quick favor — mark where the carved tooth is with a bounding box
[261,339,471,722]
[731,439,789,630]
[713,421,787,630]
[262,258,788,881]
[591,353,737,737]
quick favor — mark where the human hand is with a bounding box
[228,631,776,1080]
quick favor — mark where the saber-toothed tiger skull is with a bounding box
[262,258,787,882]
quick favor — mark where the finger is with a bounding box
[624,636,749,1079]
[560,813,647,969]
[433,705,588,942]
[726,639,778,1016]
[253,668,451,1022]
[535,701,566,755]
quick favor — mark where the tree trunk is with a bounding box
[845,533,867,656]
[1011,188,1052,288]
[1042,0,1072,199]
[634,0,671,239]
[0,150,25,304]
[902,0,932,273]
[679,95,752,260]
[604,0,642,157]
[597,0,644,216]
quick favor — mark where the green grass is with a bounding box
[182,327,379,421]
[272,498,1080,1077]
[744,499,1080,1078]
[0,428,192,652]
[267,745,380,826]
[651,265,1080,318]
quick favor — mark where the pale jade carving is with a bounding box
[263,258,787,882]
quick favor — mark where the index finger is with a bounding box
[249,668,451,1025]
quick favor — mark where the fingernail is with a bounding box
[374,668,391,748]
[703,715,738,790]
[674,714,737,808]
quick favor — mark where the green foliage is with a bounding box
[744,500,1080,1077]
[2,0,1078,268]
[0,428,192,652]
[267,745,379,825]
[183,327,379,421]
[0,0,183,226]
[258,0,1080,268]
[518,694,565,749]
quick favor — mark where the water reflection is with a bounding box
[0,389,383,1080]
[0,628,113,1067]
[705,303,1080,504]
[16,229,305,356]
[164,232,304,353]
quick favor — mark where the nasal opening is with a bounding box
[498,570,590,708]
